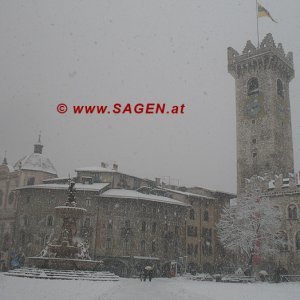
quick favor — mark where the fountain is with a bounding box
[25,181,104,272]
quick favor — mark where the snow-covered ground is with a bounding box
[1,274,300,300]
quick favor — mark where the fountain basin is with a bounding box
[26,257,103,271]
[55,206,87,218]
[48,243,78,258]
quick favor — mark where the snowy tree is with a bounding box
[216,190,285,272]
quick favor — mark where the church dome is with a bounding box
[13,136,57,175]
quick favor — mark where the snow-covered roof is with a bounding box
[18,183,110,192]
[162,188,216,200]
[14,153,57,175]
[101,189,189,206]
[75,166,117,173]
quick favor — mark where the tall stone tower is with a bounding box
[228,33,295,194]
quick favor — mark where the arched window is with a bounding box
[277,79,284,98]
[47,215,53,227]
[296,232,300,250]
[247,77,259,95]
[204,210,209,221]
[288,204,297,219]
[189,209,195,220]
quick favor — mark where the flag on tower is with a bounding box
[257,2,277,23]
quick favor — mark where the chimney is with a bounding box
[101,162,107,168]
[155,177,161,186]
[112,163,118,171]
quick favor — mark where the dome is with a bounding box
[14,153,57,175]
[13,135,57,175]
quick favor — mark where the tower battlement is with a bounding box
[228,33,294,81]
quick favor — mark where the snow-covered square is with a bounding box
[1,275,300,300]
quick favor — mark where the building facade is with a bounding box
[14,180,188,276]
[0,137,57,267]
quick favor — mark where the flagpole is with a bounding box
[256,0,260,48]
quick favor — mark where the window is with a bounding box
[20,232,26,246]
[151,241,156,252]
[204,210,209,221]
[288,204,297,219]
[175,225,179,235]
[194,244,198,256]
[164,223,168,231]
[141,221,146,232]
[82,176,93,184]
[106,238,112,250]
[253,152,257,158]
[108,219,113,230]
[86,198,92,207]
[252,119,256,124]
[152,222,156,234]
[84,218,90,227]
[247,77,259,95]
[141,240,146,253]
[27,177,35,186]
[296,232,300,250]
[187,244,193,255]
[187,226,197,237]
[24,215,29,227]
[189,209,195,220]
[277,231,288,251]
[202,228,213,256]
[125,220,130,228]
[8,191,15,205]
[252,138,257,144]
[0,190,3,207]
[123,238,129,253]
[47,215,53,227]
[142,205,146,214]
[277,79,284,98]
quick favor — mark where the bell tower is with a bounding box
[228,33,295,194]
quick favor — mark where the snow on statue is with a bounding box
[216,189,285,273]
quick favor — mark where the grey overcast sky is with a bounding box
[1,0,300,193]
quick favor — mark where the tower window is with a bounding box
[247,77,259,95]
[252,152,257,158]
[288,204,297,220]
[277,79,284,98]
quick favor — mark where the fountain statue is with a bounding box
[26,180,103,271]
